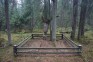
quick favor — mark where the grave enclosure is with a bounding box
[13,33,82,56]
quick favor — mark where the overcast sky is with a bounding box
[17,0,21,4]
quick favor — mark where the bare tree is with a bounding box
[42,0,51,39]
[5,0,12,45]
[78,0,88,40]
[0,0,4,32]
[71,0,78,40]
[51,0,57,41]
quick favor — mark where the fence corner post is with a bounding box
[78,45,82,55]
[61,34,63,39]
[13,45,17,56]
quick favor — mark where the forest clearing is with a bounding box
[0,30,93,62]
[0,0,93,62]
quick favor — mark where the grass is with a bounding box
[80,30,93,62]
[0,46,13,62]
[0,32,31,62]
[0,32,31,44]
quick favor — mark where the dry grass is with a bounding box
[0,32,30,62]
[80,30,93,62]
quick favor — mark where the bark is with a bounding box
[49,0,53,40]
[43,23,49,35]
[0,0,4,32]
[71,0,78,40]
[0,7,1,37]
[5,0,12,45]
[50,21,52,40]
[60,1,64,31]
[42,16,49,35]
[0,19,1,38]
[43,0,51,37]
[78,0,88,40]
[0,19,2,31]
[51,0,57,41]
[31,8,34,32]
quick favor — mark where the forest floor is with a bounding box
[22,38,69,48]
[15,38,84,62]
[0,30,93,62]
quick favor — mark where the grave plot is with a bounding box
[13,33,82,56]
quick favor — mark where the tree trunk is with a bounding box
[43,23,49,35]
[0,20,2,31]
[31,9,34,32]
[51,0,57,41]
[0,20,1,38]
[71,0,78,40]
[0,1,2,31]
[0,9,1,37]
[50,21,52,40]
[50,1,53,41]
[78,0,88,40]
[59,0,64,32]
[43,0,51,39]
[5,0,12,45]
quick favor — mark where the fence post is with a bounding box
[13,45,17,56]
[61,34,63,39]
[78,45,82,55]
[32,34,34,39]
